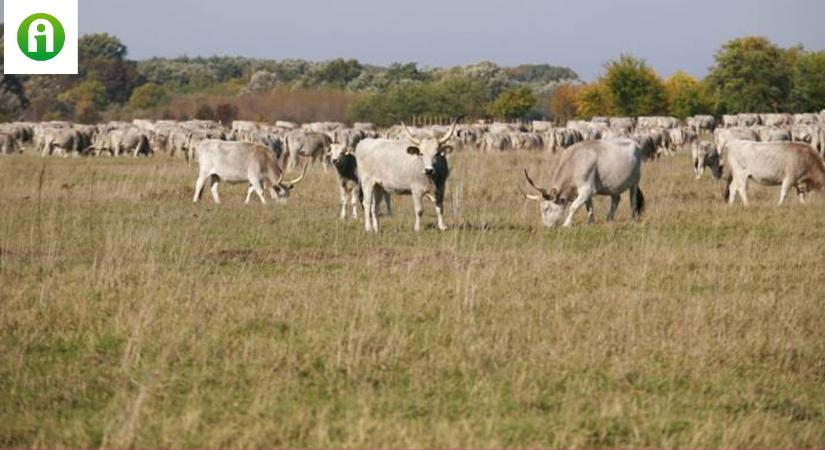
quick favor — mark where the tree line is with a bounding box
[0,29,823,126]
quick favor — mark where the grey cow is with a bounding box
[523,138,645,227]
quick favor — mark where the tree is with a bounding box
[665,71,712,119]
[789,51,825,113]
[602,55,667,116]
[79,33,142,105]
[79,33,128,60]
[243,70,279,94]
[548,84,580,123]
[195,104,216,120]
[486,87,537,119]
[575,82,616,118]
[58,80,108,122]
[705,36,793,113]
[215,103,239,125]
[429,76,487,118]
[128,83,169,110]
[306,58,363,88]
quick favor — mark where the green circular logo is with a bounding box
[17,13,66,61]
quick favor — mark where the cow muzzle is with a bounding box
[423,167,435,175]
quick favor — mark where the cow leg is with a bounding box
[606,194,621,222]
[245,186,255,205]
[563,187,593,227]
[585,198,595,224]
[736,176,750,207]
[250,179,267,205]
[193,174,208,203]
[797,185,808,204]
[779,178,793,206]
[351,188,360,219]
[383,192,393,217]
[339,185,349,220]
[362,183,376,232]
[413,192,424,232]
[209,175,221,204]
[435,198,448,231]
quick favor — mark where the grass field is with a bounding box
[1,149,825,448]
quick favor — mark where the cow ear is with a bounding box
[407,146,421,156]
[439,145,454,155]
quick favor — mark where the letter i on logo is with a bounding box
[18,13,66,61]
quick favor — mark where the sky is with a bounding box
[8,0,825,81]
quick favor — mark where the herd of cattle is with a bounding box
[2,110,825,230]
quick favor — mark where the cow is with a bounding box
[757,127,791,143]
[92,129,151,157]
[355,119,459,232]
[284,131,332,172]
[193,140,306,205]
[328,142,391,220]
[691,141,722,180]
[715,127,759,158]
[40,128,80,156]
[0,133,21,154]
[522,138,644,227]
[724,140,825,206]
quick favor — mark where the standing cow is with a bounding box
[355,120,459,232]
[691,141,722,180]
[724,140,825,206]
[522,138,644,227]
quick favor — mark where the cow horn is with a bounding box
[524,169,550,198]
[438,116,463,145]
[401,122,422,146]
[519,186,542,201]
[285,164,308,186]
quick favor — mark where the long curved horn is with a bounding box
[438,116,463,145]
[519,186,541,201]
[285,163,308,185]
[524,169,550,198]
[401,122,422,146]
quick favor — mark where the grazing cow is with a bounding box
[193,140,306,205]
[92,129,151,157]
[724,140,825,206]
[691,141,722,180]
[356,120,459,232]
[522,138,644,227]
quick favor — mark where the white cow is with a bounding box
[193,140,306,205]
[724,140,825,206]
[522,138,644,227]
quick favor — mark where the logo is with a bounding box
[17,13,66,61]
[4,0,78,75]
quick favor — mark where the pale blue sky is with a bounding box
[10,0,825,80]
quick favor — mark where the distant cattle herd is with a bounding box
[2,110,825,230]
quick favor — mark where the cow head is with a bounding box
[706,148,723,180]
[402,120,458,176]
[271,164,308,203]
[522,169,566,227]
[329,142,350,165]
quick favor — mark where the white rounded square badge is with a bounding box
[4,0,78,74]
